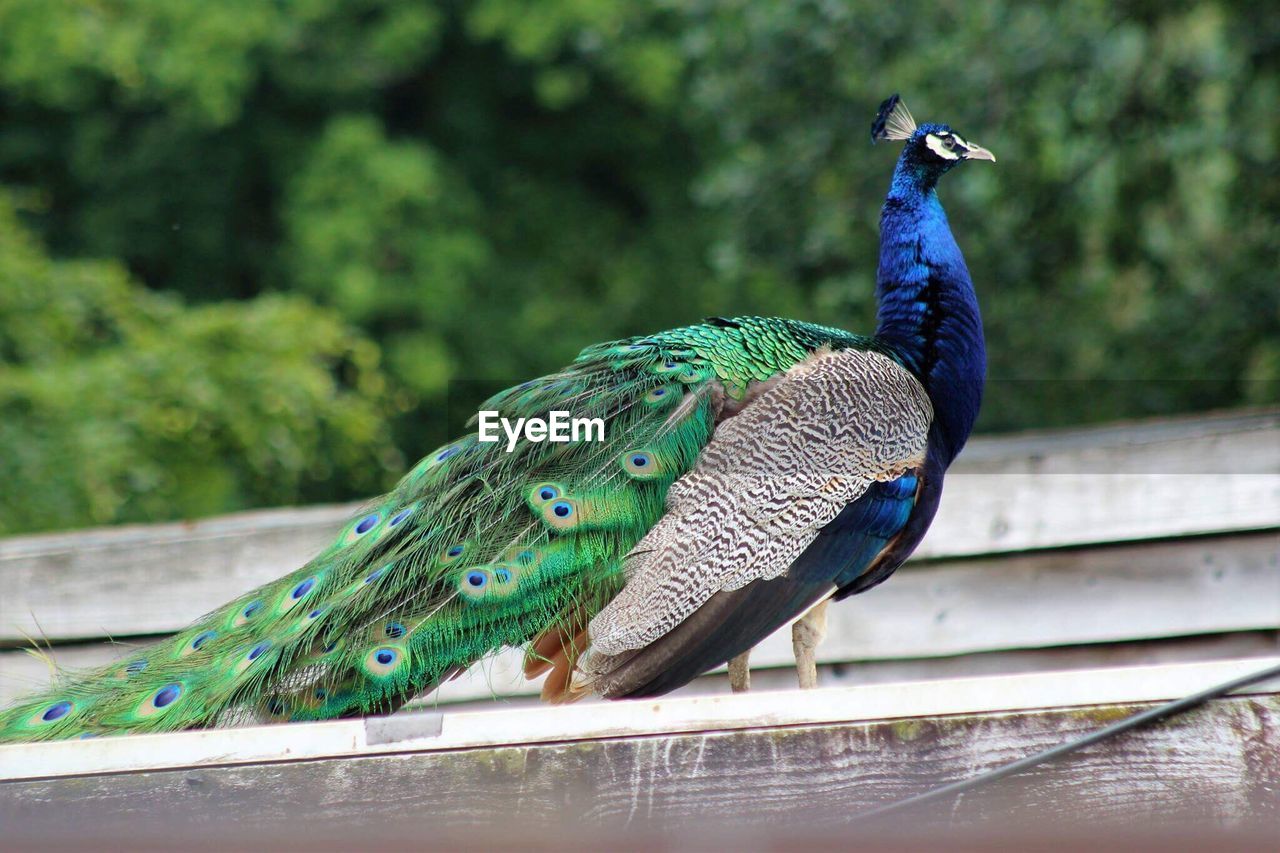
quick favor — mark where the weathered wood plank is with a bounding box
[432,523,1274,699]
[5,629,1276,710]
[0,410,1276,644]
[920,472,1279,558]
[0,504,353,643]
[8,634,1278,715]
[921,407,1280,556]
[4,658,1275,779]
[2,532,1275,706]
[805,630,1280,686]
[425,628,1280,708]
[755,531,1280,661]
[2,660,1278,837]
[427,520,1277,701]
[424,630,1280,708]
[5,700,1278,837]
[954,406,1280,473]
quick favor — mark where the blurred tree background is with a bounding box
[0,0,1275,534]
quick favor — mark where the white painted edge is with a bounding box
[2,656,1276,783]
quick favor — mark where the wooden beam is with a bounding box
[954,406,1280,473]
[426,528,1276,703]
[3,657,1275,779]
[0,504,351,643]
[5,533,1272,706]
[920,472,1279,558]
[2,660,1277,837]
[754,531,1280,661]
[5,630,1277,711]
[0,409,1276,644]
[920,407,1280,557]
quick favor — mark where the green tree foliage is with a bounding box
[675,0,1279,425]
[0,195,400,534]
[0,0,1275,533]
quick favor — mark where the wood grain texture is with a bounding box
[12,659,1271,779]
[919,472,1279,558]
[429,521,1278,701]
[2,532,1275,705]
[0,410,1275,644]
[920,408,1280,557]
[2,695,1276,838]
[0,504,354,643]
[954,407,1280,474]
[5,630,1277,710]
[757,531,1280,662]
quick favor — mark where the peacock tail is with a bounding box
[0,317,865,742]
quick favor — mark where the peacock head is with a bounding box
[871,94,994,184]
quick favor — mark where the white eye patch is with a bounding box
[925,133,961,160]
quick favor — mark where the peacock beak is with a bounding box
[962,142,996,162]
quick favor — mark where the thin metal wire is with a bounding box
[851,658,1280,822]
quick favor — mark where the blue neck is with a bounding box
[874,162,986,464]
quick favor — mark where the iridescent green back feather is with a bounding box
[0,317,866,741]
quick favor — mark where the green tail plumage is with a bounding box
[0,317,861,742]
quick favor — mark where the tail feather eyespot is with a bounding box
[277,574,321,615]
[405,442,463,482]
[114,656,150,680]
[283,604,327,637]
[135,682,185,718]
[234,641,273,674]
[459,567,492,600]
[528,483,565,507]
[541,498,579,530]
[365,501,421,544]
[652,360,693,377]
[362,645,408,678]
[620,449,665,479]
[233,600,263,627]
[43,701,72,721]
[439,543,468,565]
[180,630,217,657]
[643,385,681,406]
[458,559,527,602]
[387,505,416,528]
[24,700,76,728]
[304,636,345,662]
[338,512,381,546]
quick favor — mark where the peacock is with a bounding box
[0,96,993,742]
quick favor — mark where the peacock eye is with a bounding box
[42,701,72,722]
[942,136,957,150]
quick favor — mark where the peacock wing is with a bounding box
[575,346,932,698]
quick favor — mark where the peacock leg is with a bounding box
[791,599,829,689]
[728,650,752,693]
